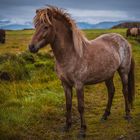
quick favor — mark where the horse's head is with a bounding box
[29,8,55,53]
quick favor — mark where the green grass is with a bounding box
[0,29,140,140]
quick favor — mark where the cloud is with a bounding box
[68,9,130,23]
[0,6,36,25]
[0,0,140,25]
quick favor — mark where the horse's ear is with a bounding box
[36,9,40,14]
[47,9,53,20]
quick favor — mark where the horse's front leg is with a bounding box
[76,84,86,134]
[62,82,73,131]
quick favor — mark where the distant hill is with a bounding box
[112,22,140,29]
[0,20,123,30]
[1,20,140,30]
[77,21,122,29]
[0,24,33,30]
[77,22,93,29]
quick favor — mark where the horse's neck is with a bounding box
[51,23,76,65]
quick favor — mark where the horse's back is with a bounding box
[90,33,131,54]
[89,33,132,69]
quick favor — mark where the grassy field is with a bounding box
[0,29,140,140]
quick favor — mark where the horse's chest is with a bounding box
[55,64,74,84]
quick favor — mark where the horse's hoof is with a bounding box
[124,115,132,122]
[100,116,108,122]
[61,125,71,132]
[100,111,110,122]
[77,129,86,139]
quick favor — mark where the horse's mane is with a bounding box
[34,5,90,57]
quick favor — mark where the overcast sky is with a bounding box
[0,0,140,25]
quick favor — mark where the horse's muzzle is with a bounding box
[29,44,38,53]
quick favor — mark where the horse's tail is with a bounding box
[128,58,135,108]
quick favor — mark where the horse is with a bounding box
[0,29,5,43]
[29,6,135,135]
[126,27,140,37]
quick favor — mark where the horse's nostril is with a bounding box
[29,44,33,49]
[29,44,34,51]
[29,44,38,53]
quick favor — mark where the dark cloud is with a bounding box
[0,0,139,24]
[0,0,140,10]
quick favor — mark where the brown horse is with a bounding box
[0,29,5,43]
[29,6,135,135]
[126,27,140,37]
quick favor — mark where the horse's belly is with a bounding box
[83,58,120,84]
[84,70,115,84]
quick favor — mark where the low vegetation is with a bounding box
[0,29,139,140]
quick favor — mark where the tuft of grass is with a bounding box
[0,53,29,81]
[19,51,35,64]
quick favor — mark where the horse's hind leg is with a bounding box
[62,82,73,131]
[101,77,115,121]
[118,69,132,120]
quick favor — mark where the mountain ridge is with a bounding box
[0,20,140,30]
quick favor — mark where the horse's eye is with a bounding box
[44,26,48,29]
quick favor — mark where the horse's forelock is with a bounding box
[34,8,52,28]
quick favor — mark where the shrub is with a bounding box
[32,59,56,83]
[19,51,35,63]
[0,53,29,81]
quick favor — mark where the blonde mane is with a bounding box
[34,5,90,57]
